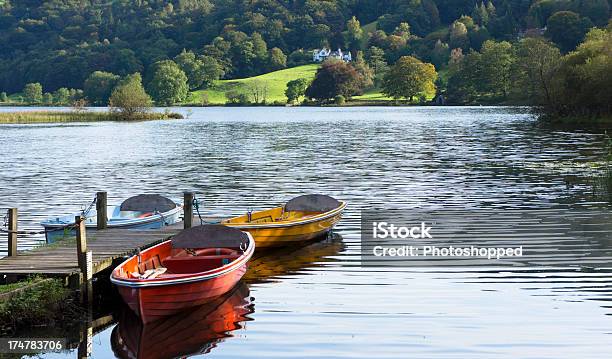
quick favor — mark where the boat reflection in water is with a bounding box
[111,283,253,359]
[245,232,345,284]
[110,233,344,358]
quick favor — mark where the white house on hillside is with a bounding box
[312,48,352,62]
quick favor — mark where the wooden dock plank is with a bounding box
[0,216,227,278]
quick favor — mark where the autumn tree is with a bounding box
[352,51,374,93]
[449,21,469,50]
[305,60,364,103]
[382,56,437,102]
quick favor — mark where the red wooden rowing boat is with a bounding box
[111,283,252,359]
[110,225,255,323]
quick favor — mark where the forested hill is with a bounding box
[0,0,610,93]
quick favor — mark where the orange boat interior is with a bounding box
[115,241,242,280]
[223,206,321,225]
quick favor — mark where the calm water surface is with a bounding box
[1,107,611,358]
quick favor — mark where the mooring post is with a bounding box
[75,216,93,304]
[78,295,93,358]
[96,191,107,229]
[75,215,89,277]
[184,192,194,229]
[7,208,17,256]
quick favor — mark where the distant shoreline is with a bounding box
[0,110,183,124]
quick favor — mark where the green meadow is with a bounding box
[186,64,320,105]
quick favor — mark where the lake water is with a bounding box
[1,106,611,358]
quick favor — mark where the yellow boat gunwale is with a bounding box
[222,201,347,229]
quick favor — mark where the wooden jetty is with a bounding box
[0,192,222,285]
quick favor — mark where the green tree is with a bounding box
[109,73,152,119]
[382,56,438,101]
[551,26,612,118]
[546,11,593,52]
[479,40,514,98]
[305,60,364,103]
[174,51,223,90]
[334,94,346,105]
[430,40,450,69]
[0,92,7,102]
[269,47,287,71]
[251,32,269,71]
[23,82,43,104]
[174,50,207,90]
[346,16,363,50]
[42,92,54,105]
[200,55,224,88]
[83,71,120,105]
[514,38,561,108]
[578,0,610,26]
[288,49,312,67]
[365,46,388,86]
[285,78,310,104]
[147,60,189,105]
[53,88,71,105]
[393,22,411,39]
[225,90,249,105]
[449,21,469,50]
[446,51,481,104]
[353,51,374,93]
[457,15,476,30]
[472,2,489,26]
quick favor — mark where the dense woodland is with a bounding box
[0,0,610,118]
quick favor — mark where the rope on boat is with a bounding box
[192,195,203,225]
[0,197,95,236]
[192,195,217,225]
[81,196,97,218]
[156,209,169,226]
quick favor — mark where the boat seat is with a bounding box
[162,254,241,274]
[137,255,163,274]
[130,267,167,279]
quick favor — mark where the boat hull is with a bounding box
[111,283,252,359]
[230,214,341,247]
[43,207,182,243]
[117,263,247,323]
[111,227,255,323]
[224,202,345,248]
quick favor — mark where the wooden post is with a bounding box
[75,216,89,279]
[96,191,107,229]
[7,208,17,256]
[184,192,194,229]
[76,216,93,304]
[78,297,93,358]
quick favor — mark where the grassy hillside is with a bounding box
[186,64,319,105]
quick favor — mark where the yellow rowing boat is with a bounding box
[221,194,346,248]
